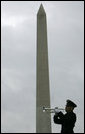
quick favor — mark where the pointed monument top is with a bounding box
[37,3,46,15]
[40,3,44,9]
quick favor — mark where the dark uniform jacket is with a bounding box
[53,111,76,133]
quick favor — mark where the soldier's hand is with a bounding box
[54,108,60,114]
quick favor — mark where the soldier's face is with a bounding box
[65,106,73,112]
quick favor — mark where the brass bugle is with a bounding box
[43,106,65,113]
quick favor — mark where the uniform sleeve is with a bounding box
[53,112,64,124]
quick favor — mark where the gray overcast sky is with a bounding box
[1,1,84,133]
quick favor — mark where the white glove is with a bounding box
[54,108,60,114]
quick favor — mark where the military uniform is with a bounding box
[53,100,77,133]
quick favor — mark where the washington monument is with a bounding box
[36,4,52,133]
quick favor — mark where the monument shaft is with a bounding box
[36,4,51,133]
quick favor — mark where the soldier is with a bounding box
[53,100,77,133]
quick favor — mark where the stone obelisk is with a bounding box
[36,4,51,133]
